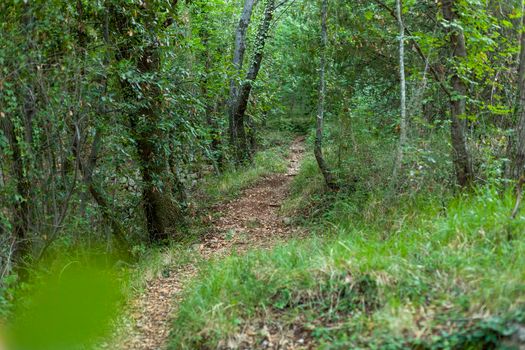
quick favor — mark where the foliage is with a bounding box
[2,0,525,348]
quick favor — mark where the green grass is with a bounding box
[169,184,525,349]
[199,146,289,204]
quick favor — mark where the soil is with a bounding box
[109,138,306,350]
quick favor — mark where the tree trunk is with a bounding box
[199,6,223,173]
[74,128,127,245]
[229,0,258,145]
[314,0,337,190]
[112,2,184,243]
[509,9,525,180]
[372,0,451,99]
[0,116,31,267]
[0,3,37,271]
[393,0,407,181]
[70,2,127,246]
[231,0,275,163]
[442,0,473,187]
[135,45,172,242]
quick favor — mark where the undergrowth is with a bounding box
[170,178,525,349]
[1,136,292,349]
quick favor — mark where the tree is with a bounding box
[0,3,37,271]
[392,0,407,182]
[442,0,474,187]
[508,5,525,181]
[111,1,185,243]
[231,0,276,163]
[72,1,127,246]
[314,0,337,190]
[196,3,224,173]
[0,115,30,268]
[229,0,258,145]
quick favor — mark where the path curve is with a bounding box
[112,138,305,350]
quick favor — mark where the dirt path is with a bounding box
[112,138,305,350]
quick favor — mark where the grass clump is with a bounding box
[169,184,525,349]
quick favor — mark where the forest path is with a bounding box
[112,137,306,350]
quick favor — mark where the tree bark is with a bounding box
[231,0,275,163]
[229,0,258,144]
[112,2,184,243]
[508,9,525,181]
[135,45,173,242]
[393,0,407,181]
[69,2,127,246]
[442,0,473,187]
[198,5,223,173]
[0,3,37,270]
[314,0,337,190]
[0,116,31,266]
[73,127,127,245]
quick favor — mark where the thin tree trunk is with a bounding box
[509,9,525,180]
[74,128,127,245]
[136,45,171,242]
[442,0,473,187]
[372,0,451,99]
[231,0,275,163]
[199,6,222,173]
[314,0,337,190]
[69,1,127,246]
[0,3,37,271]
[229,0,258,144]
[0,116,31,266]
[393,0,407,181]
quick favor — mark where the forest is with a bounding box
[1,0,525,349]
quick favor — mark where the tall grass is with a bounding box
[169,185,525,349]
